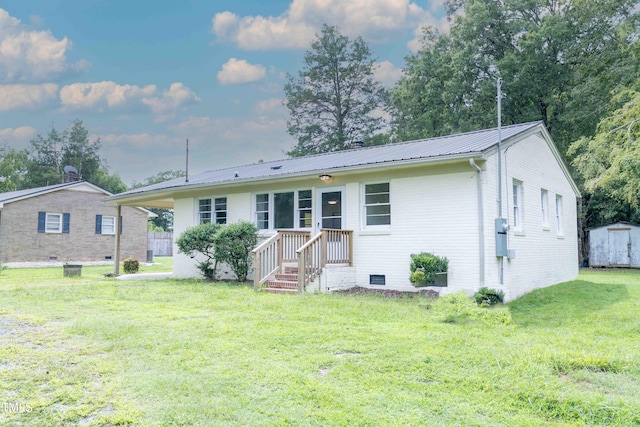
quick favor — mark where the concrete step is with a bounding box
[283,266,299,274]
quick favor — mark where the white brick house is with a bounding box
[106,122,580,301]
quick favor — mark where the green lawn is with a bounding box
[1,265,639,426]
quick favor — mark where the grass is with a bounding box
[0,265,639,426]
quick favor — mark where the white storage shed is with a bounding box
[589,222,640,268]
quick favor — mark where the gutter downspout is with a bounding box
[470,159,485,287]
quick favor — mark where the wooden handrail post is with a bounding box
[297,251,305,292]
[348,230,354,266]
[253,250,260,289]
[321,230,328,267]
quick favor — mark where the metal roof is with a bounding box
[109,121,543,200]
[0,181,84,205]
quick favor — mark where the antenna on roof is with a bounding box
[185,139,189,183]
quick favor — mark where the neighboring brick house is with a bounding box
[0,181,151,263]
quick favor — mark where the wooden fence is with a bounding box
[147,232,173,256]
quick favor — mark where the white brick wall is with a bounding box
[482,133,579,300]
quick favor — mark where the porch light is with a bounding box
[319,174,332,182]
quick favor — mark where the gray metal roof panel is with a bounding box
[112,122,541,198]
[0,182,81,204]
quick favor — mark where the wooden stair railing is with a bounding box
[297,229,353,292]
[252,230,310,289]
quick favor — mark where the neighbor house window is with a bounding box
[101,216,116,234]
[95,215,121,235]
[555,195,563,235]
[364,183,391,226]
[256,190,312,230]
[541,189,549,228]
[512,180,523,230]
[38,212,70,234]
[46,213,62,233]
[199,197,227,224]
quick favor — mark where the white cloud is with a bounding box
[373,61,403,87]
[217,58,267,85]
[99,132,173,150]
[0,83,58,111]
[0,126,38,148]
[254,98,285,117]
[0,8,89,82]
[211,0,443,50]
[141,82,201,121]
[59,81,156,110]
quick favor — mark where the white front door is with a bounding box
[316,187,344,233]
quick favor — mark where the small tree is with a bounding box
[176,223,223,280]
[215,221,258,282]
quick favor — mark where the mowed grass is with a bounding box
[0,265,639,426]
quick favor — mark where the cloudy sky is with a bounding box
[0,0,448,185]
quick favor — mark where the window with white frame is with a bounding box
[46,213,62,233]
[541,189,549,228]
[555,195,563,234]
[255,190,312,230]
[198,197,227,224]
[214,198,227,224]
[256,193,269,230]
[364,183,390,226]
[101,216,116,234]
[298,190,312,228]
[512,180,523,230]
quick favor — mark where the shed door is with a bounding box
[608,229,631,266]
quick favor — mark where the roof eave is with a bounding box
[105,151,484,206]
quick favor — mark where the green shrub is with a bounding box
[215,221,258,282]
[410,270,426,285]
[473,287,505,306]
[176,221,258,282]
[409,252,448,285]
[123,258,139,274]
[176,223,223,280]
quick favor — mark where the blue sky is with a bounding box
[0,0,447,185]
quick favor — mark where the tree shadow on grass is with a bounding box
[508,280,629,328]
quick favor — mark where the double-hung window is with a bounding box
[555,195,563,235]
[198,197,227,224]
[541,189,549,228]
[46,213,62,233]
[256,190,312,230]
[512,180,523,231]
[101,216,116,234]
[364,183,391,226]
[38,211,70,234]
[298,190,312,228]
[256,194,269,230]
